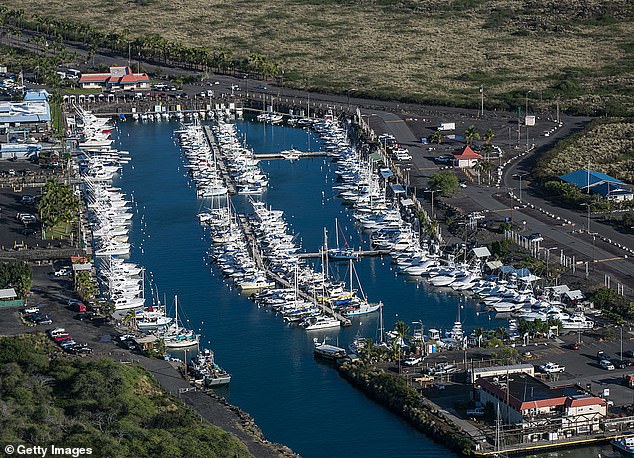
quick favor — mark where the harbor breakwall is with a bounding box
[337,363,474,456]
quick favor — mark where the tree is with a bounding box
[391,320,411,362]
[464,124,481,145]
[492,347,519,365]
[38,180,82,236]
[0,261,32,298]
[483,128,495,145]
[428,131,443,144]
[429,170,459,197]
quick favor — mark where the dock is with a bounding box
[202,123,351,327]
[298,249,391,259]
[254,151,328,160]
[202,126,236,194]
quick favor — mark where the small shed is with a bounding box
[453,145,482,168]
[134,335,158,351]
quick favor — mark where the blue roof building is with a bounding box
[23,89,50,101]
[559,169,632,202]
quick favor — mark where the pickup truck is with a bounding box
[539,362,565,373]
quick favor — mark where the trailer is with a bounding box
[438,122,455,131]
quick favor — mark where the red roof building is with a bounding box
[79,66,150,91]
[452,145,482,168]
[476,373,607,436]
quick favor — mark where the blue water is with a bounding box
[112,120,607,458]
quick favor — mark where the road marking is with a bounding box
[385,119,404,123]
[595,257,626,263]
[416,167,438,171]
[489,208,513,212]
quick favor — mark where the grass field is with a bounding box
[3,0,634,114]
[536,119,634,183]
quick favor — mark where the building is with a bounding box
[0,97,51,143]
[453,145,482,168]
[475,372,606,437]
[79,66,150,91]
[560,169,633,202]
[0,288,24,307]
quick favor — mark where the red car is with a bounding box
[568,343,581,350]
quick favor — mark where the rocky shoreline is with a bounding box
[337,362,474,456]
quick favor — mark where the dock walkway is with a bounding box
[298,249,391,259]
[202,126,236,194]
[203,123,351,327]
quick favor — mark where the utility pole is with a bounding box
[480,85,484,118]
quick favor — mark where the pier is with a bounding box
[202,126,236,194]
[253,151,327,160]
[202,124,351,327]
[297,249,391,259]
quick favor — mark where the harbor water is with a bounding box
[112,119,610,458]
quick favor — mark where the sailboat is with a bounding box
[342,259,382,317]
[162,295,200,348]
[328,218,359,261]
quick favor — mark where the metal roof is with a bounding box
[472,246,491,258]
[560,169,624,189]
[0,100,50,123]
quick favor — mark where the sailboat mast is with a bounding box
[335,218,340,250]
[174,295,179,327]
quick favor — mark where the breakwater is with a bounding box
[337,362,474,456]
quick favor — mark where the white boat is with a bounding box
[303,315,341,330]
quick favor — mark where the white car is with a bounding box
[539,362,565,373]
[404,356,423,366]
[600,359,615,370]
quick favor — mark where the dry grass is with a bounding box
[5,0,634,111]
[537,120,634,183]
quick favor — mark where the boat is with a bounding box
[327,218,359,261]
[303,315,341,330]
[162,295,200,348]
[612,436,634,456]
[313,338,347,360]
[189,348,232,387]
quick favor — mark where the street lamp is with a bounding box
[512,173,528,202]
[525,90,531,118]
[424,188,441,219]
[542,246,558,278]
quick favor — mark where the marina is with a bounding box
[71,110,618,458]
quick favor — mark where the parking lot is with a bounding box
[0,265,117,355]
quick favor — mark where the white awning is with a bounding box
[400,198,415,207]
[472,247,491,258]
[0,288,17,300]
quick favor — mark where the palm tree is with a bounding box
[428,130,443,144]
[483,128,495,145]
[464,124,480,145]
[391,320,411,363]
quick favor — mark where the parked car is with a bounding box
[404,356,423,366]
[600,359,615,370]
[539,362,565,373]
[567,342,580,350]
[48,328,66,337]
[612,359,631,369]
[597,351,609,361]
[624,350,634,358]
[21,195,35,204]
[54,267,72,277]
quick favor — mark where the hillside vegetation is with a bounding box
[535,119,634,183]
[1,0,633,114]
[0,334,251,458]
